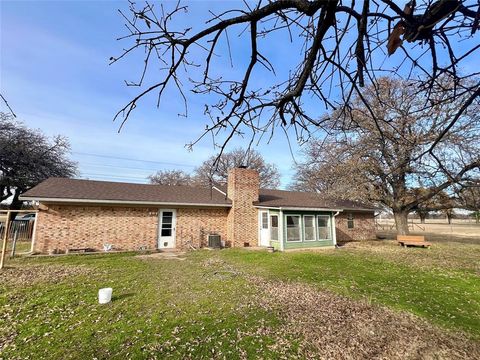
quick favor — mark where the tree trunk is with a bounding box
[394,210,409,235]
[447,213,452,224]
[419,214,426,224]
[8,190,23,221]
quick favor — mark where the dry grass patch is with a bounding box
[342,240,480,274]
[254,278,480,359]
[0,263,95,288]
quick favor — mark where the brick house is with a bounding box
[20,167,376,253]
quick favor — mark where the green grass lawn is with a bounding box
[0,253,300,359]
[0,240,479,359]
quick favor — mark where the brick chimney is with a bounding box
[226,167,260,247]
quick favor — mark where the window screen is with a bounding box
[286,215,301,242]
[270,215,279,241]
[304,215,316,241]
[317,215,331,240]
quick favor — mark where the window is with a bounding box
[270,215,279,241]
[261,212,269,229]
[161,211,173,237]
[347,213,354,229]
[317,215,332,240]
[303,215,316,241]
[286,215,301,242]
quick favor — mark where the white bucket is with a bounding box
[98,288,113,304]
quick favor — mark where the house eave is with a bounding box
[254,205,376,212]
[254,205,344,212]
[19,196,232,208]
[340,207,377,212]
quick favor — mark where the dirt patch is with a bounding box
[0,264,95,288]
[135,252,186,261]
[253,278,480,359]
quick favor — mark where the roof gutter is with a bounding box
[340,208,377,212]
[254,205,344,212]
[19,196,232,208]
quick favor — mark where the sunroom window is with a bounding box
[303,215,316,241]
[317,215,332,240]
[270,215,279,241]
[286,215,301,242]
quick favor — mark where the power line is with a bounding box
[72,151,196,168]
[80,172,150,181]
[81,162,163,172]
[79,175,146,181]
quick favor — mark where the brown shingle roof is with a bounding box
[21,178,375,211]
[21,178,231,206]
[256,188,375,211]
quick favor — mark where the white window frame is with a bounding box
[317,215,332,241]
[303,215,316,242]
[285,214,302,242]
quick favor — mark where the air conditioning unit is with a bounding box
[208,234,222,249]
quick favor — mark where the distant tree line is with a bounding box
[148,148,280,189]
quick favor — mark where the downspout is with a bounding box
[332,211,341,247]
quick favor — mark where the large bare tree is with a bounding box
[193,148,280,188]
[290,77,479,234]
[148,169,193,186]
[0,113,77,211]
[112,0,480,157]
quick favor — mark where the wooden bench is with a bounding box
[397,235,432,248]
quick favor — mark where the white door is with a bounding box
[259,211,270,246]
[158,209,176,249]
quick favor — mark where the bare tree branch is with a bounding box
[112,0,480,164]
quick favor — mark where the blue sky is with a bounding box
[1,0,303,187]
[3,1,477,189]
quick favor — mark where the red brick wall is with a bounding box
[226,168,260,247]
[176,207,228,249]
[35,205,159,253]
[335,211,375,242]
[35,204,229,253]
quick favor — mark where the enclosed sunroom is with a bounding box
[257,208,338,251]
